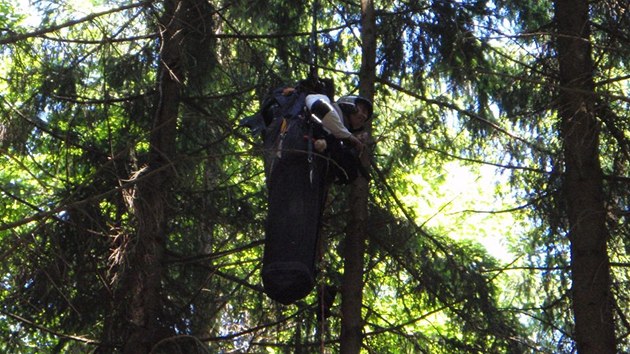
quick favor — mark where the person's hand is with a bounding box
[355,131,369,143]
[282,87,295,96]
[314,139,327,152]
[348,135,365,156]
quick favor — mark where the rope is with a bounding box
[309,0,319,80]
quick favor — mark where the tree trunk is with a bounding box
[340,1,376,353]
[554,0,616,353]
[122,0,184,352]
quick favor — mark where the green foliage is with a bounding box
[0,0,628,352]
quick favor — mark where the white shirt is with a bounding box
[305,94,352,139]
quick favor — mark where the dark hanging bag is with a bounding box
[257,82,330,304]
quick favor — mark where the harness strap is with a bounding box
[307,118,315,185]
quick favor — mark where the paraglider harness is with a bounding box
[240,77,361,305]
[243,78,360,185]
[261,80,329,184]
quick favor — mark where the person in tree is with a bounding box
[304,93,374,318]
[305,93,373,183]
[243,81,375,306]
[306,93,372,150]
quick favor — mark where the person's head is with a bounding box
[337,95,373,131]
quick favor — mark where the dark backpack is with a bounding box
[240,78,333,139]
[260,86,309,127]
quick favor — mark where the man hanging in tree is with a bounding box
[305,92,373,183]
[304,92,373,317]
[243,79,374,305]
[244,79,374,184]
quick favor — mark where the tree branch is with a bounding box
[0,1,151,45]
[0,309,100,345]
[376,77,554,155]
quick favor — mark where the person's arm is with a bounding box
[306,94,352,139]
[345,134,365,153]
[305,94,366,152]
